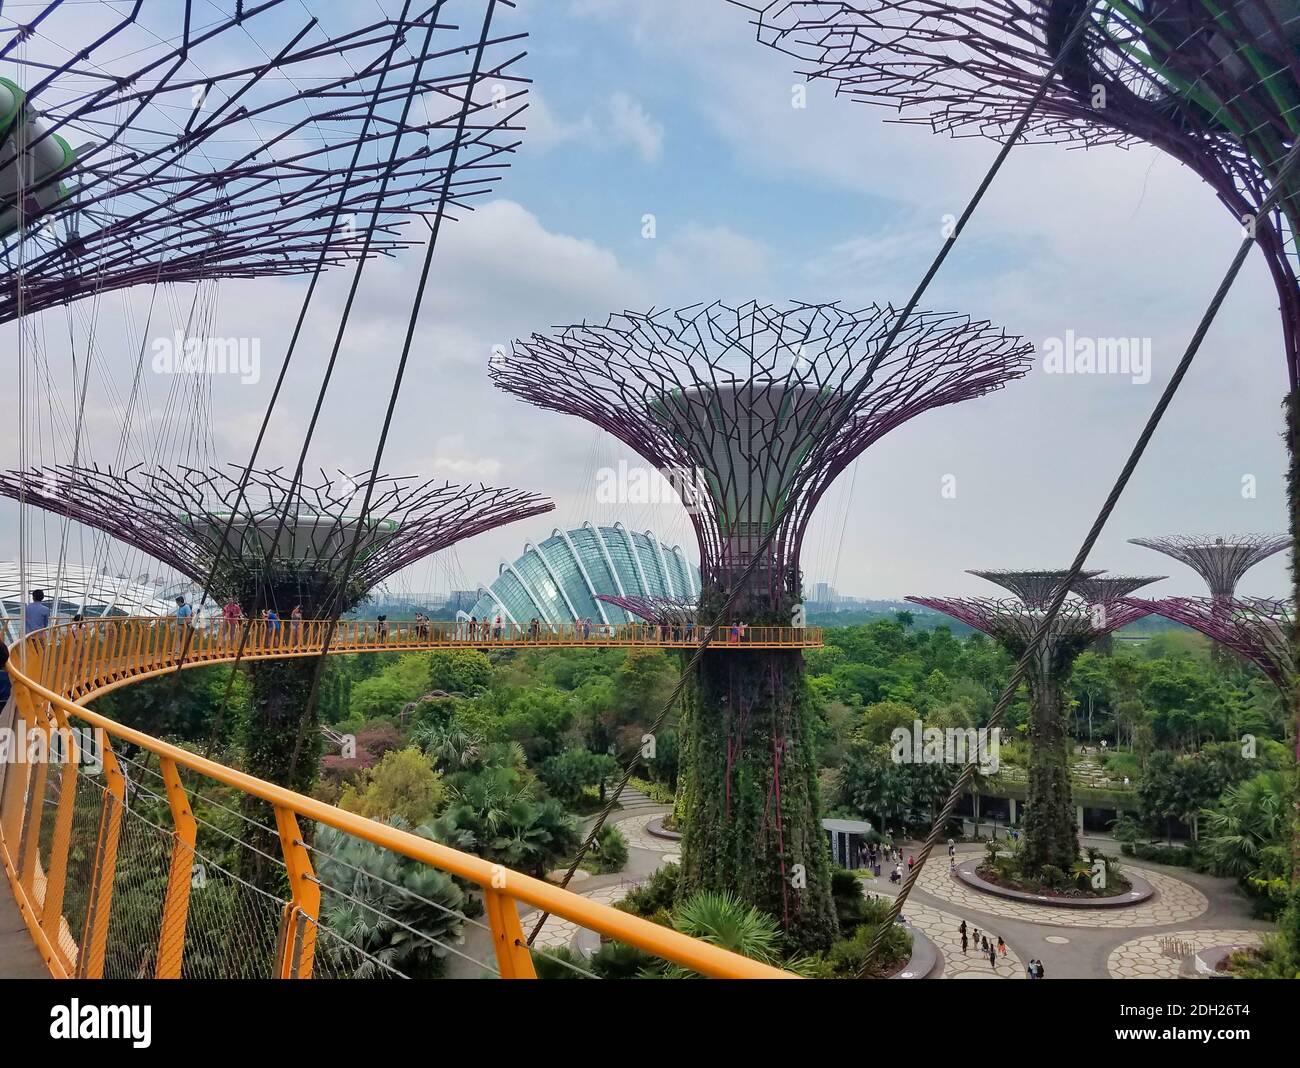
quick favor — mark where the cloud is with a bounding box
[523,90,664,163]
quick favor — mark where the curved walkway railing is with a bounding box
[1,620,795,979]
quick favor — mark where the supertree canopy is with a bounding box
[0,0,527,322]
[596,593,699,626]
[500,301,1033,607]
[497,299,1032,951]
[740,0,1300,378]
[1070,573,1167,602]
[1130,595,1293,691]
[0,461,551,799]
[0,463,553,615]
[909,573,1150,872]
[969,568,1102,609]
[1129,534,1288,599]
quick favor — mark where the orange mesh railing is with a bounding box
[0,621,796,979]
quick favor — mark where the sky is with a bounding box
[0,0,1293,604]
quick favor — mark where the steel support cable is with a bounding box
[523,0,1109,948]
[117,746,495,936]
[197,0,443,750]
[284,0,501,784]
[863,133,1300,970]
[159,3,420,724]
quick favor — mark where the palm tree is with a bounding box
[671,890,784,965]
[1202,772,1290,881]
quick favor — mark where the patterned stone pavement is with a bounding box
[1107,930,1265,979]
[527,880,645,951]
[616,811,680,854]
[901,899,1026,979]
[915,859,1208,928]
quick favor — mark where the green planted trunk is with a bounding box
[677,646,837,953]
[238,658,321,886]
[1019,650,1080,875]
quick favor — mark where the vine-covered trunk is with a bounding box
[1020,651,1079,874]
[1287,393,1300,911]
[677,648,837,953]
[238,658,321,886]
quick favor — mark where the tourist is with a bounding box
[24,589,50,635]
[290,604,303,647]
[973,927,981,948]
[493,615,503,640]
[958,920,966,941]
[222,599,242,641]
[961,929,968,954]
[907,854,915,872]
[583,617,593,640]
[988,943,997,969]
[997,936,1007,957]
[266,608,281,645]
[1035,959,1046,979]
[375,613,388,642]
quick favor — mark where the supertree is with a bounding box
[0,462,552,792]
[1071,573,1166,651]
[1129,534,1288,599]
[495,299,1033,950]
[739,0,1300,914]
[596,593,699,626]
[909,570,1149,872]
[0,0,527,321]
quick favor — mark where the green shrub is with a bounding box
[533,946,593,979]
[618,862,680,919]
[1121,842,1197,867]
[828,920,912,977]
[1038,863,1066,888]
[591,824,629,874]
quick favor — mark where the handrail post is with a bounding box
[482,885,537,978]
[15,683,51,897]
[155,756,197,978]
[77,738,126,978]
[40,701,80,970]
[272,805,320,978]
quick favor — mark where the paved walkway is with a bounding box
[0,876,51,978]
[881,842,1273,979]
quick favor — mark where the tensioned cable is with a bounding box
[866,132,1300,967]
[166,1,424,689]
[283,0,503,785]
[524,0,1109,947]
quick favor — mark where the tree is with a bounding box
[314,822,475,978]
[427,650,493,694]
[536,748,619,804]
[339,748,445,826]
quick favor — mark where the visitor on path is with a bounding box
[375,614,387,641]
[997,936,1006,957]
[890,866,901,884]
[493,615,503,640]
[23,590,50,635]
[988,943,997,969]
[290,605,303,647]
[948,839,955,859]
[960,930,968,954]
[1036,960,1045,979]
[266,608,281,645]
[973,928,982,949]
[958,920,966,939]
[1027,960,1036,979]
[907,854,915,872]
[222,599,242,640]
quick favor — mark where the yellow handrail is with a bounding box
[1,619,797,980]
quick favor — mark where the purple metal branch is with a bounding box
[1070,574,1166,602]
[596,593,698,625]
[736,0,1300,386]
[0,2,528,322]
[1127,595,1293,691]
[0,463,552,598]
[496,300,1032,599]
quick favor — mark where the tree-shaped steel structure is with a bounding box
[1070,573,1167,602]
[497,299,1032,950]
[596,593,698,626]
[0,461,551,797]
[740,1,1300,377]
[0,0,527,321]
[0,463,552,613]
[1130,595,1292,691]
[969,568,1102,609]
[909,573,1149,872]
[1129,534,1288,599]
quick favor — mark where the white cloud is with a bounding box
[523,90,664,163]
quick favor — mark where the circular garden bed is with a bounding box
[955,858,1155,909]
